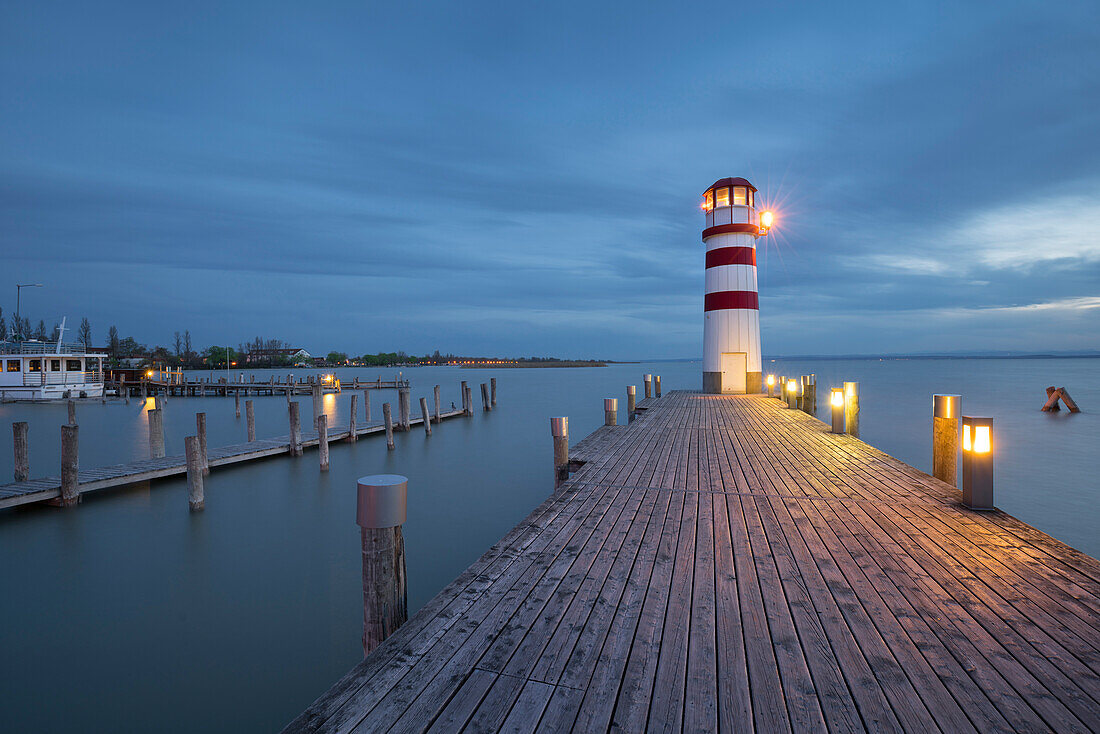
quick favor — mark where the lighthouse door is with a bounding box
[720,352,747,394]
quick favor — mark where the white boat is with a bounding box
[0,340,107,400]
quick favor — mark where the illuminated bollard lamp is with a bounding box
[830,388,846,433]
[766,374,776,398]
[786,379,799,410]
[961,416,994,510]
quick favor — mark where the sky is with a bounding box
[2,1,1098,359]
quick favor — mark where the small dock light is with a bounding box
[786,379,799,409]
[830,388,845,433]
[961,416,994,510]
[766,374,776,397]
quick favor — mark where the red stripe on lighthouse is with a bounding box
[705,247,756,268]
[704,291,759,312]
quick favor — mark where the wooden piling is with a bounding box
[312,383,323,426]
[420,397,431,435]
[348,394,358,442]
[490,377,497,407]
[196,412,209,474]
[235,392,241,419]
[460,381,469,415]
[604,398,617,426]
[383,403,395,450]
[551,417,569,488]
[626,385,636,421]
[933,394,961,488]
[288,403,302,456]
[844,381,860,438]
[1042,386,1062,412]
[246,400,256,442]
[60,424,79,507]
[398,388,411,431]
[13,422,29,482]
[185,435,204,511]
[67,400,76,425]
[480,383,490,411]
[318,415,330,472]
[433,385,441,423]
[655,375,662,397]
[1059,387,1080,413]
[644,374,652,399]
[356,475,408,655]
[363,390,372,423]
[148,408,165,459]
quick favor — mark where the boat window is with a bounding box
[715,187,730,207]
[67,359,82,371]
[733,187,747,206]
[6,360,19,372]
[28,360,41,372]
[50,359,61,371]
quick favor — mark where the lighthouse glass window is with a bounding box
[715,187,730,207]
[732,187,747,206]
[704,190,713,211]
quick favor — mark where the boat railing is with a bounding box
[0,341,99,356]
[22,370,104,387]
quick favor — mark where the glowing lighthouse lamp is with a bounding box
[700,177,776,393]
[961,416,994,510]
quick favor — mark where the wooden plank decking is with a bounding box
[286,391,1100,733]
[0,408,465,509]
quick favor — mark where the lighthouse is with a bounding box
[701,177,770,394]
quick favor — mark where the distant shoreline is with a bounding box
[460,361,608,369]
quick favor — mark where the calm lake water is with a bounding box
[1,358,1097,732]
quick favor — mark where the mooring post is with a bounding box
[196,412,209,474]
[383,403,395,450]
[808,374,817,414]
[490,377,497,407]
[786,378,799,410]
[348,393,358,442]
[480,383,490,411]
[551,417,569,488]
[627,385,636,422]
[460,381,469,415]
[644,374,653,399]
[844,382,860,438]
[433,385,441,423]
[420,397,431,435]
[605,398,618,426]
[246,400,256,442]
[933,394,961,488]
[799,376,810,413]
[830,388,845,433]
[961,416,994,510]
[655,375,662,398]
[67,400,76,425]
[60,424,79,507]
[318,415,330,472]
[398,388,411,431]
[185,436,204,511]
[235,392,241,419]
[779,375,787,404]
[288,402,302,456]
[357,474,408,655]
[13,422,29,482]
[312,383,323,427]
[148,408,165,459]
[363,390,371,423]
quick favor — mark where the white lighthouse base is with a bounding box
[702,371,763,395]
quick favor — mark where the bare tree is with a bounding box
[34,320,48,341]
[0,308,6,341]
[77,317,92,348]
[108,326,120,358]
[174,331,183,358]
[50,322,61,342]
[183,330,192,362]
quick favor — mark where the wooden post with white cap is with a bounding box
[357,474,408,655]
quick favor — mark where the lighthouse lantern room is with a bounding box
[701,177,765,394]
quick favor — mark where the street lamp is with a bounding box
[14,283,44,341]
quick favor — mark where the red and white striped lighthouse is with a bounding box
[701,177,768,394]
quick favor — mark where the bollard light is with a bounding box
[786,379,799,409]
[961,416,993,510]
[766,374,776,397]
[830,388,845,433]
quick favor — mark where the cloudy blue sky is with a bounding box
[2,1,1098,358]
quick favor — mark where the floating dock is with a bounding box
[0,408,465,510]
[287,390,1100,732]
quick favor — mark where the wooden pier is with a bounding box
[286,391,1100,732]
[124,375,409,398]
[0,407,465,510]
